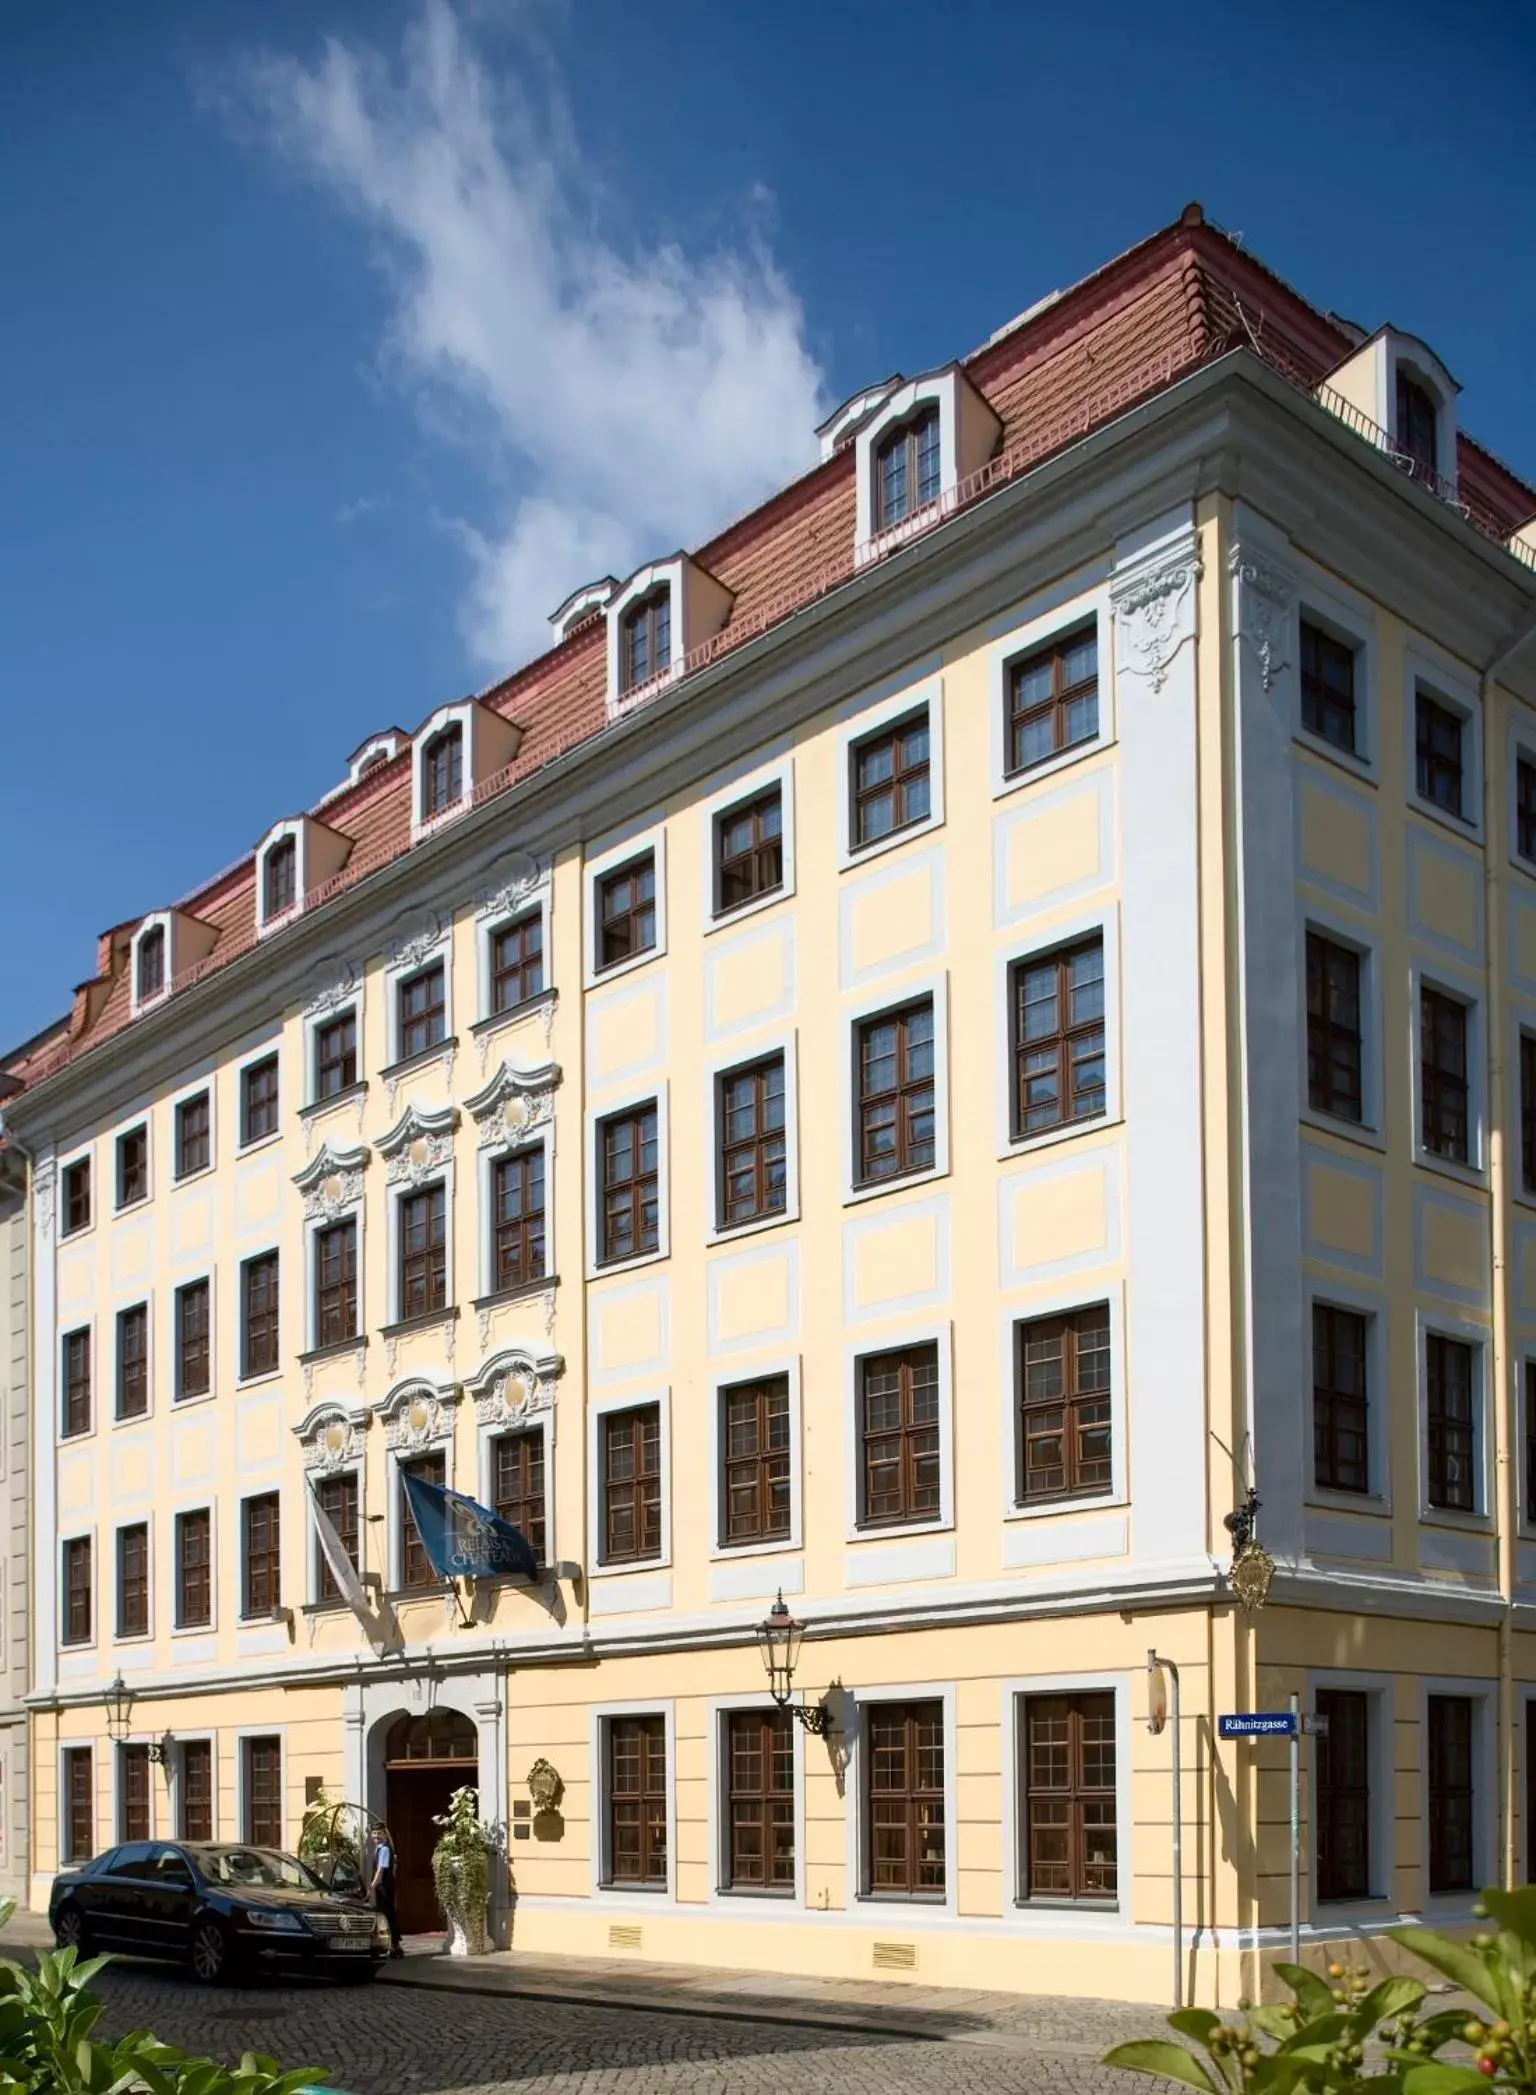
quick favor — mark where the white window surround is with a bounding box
[113,1741,156,1843]
[128,910,218,1018]
[170,1074,217,1184]
[1294,568,1379,779]
[476,1123,555,1301]
[1298,911,1385,1148]
[699,750,797,933]
[234,1245,282,1391]
[474,854,553,1027]
[1303,1279,1392,1512]
[169,1269,216,1409]
[587,1385,672,1577]
[379,1382,459,1589]
[57,1143,95,1243]
[111,1513,156,1645]
[1405,644,1483,840]
[842,1681,958,1916]
[58,1527,98,1655]
[1306,1668,1394,1913]
[986,581,1114,801]
[1418,1678,1495,1910]
[169,1734,218,1843]
[1512,1009,1536,1214]
[296,1154,368,1354]
[993,911,1121,1162]
[1410,959,1486,1183]
[302,980,366,1111]
[476,1405,555,1566]
[998,1283,1127,1521]
[345,730,405,785]
[169,1500,218,1638]
[233,1725,288,1849]
[1508,704,1536,877]
[409,699,521,841]
[842,972,951,1207]
[233,1038,282,1156]
[843,1320,955,1543]
[704,1032,800,1246]
[584,821,669,990]
[112,1117,152,1213]
[58,1317,96,1448]
[585,1082,671,1280]
[384,1162,457,1329]
[56,1742,95,1865]
[549,575,618,645]
[1000,1672,1133,1922]
[383,925,454,1071]
[253,816,350,937]
[1417,1310,1493,1529]
[816,374,902,460]
[853,365,1001,559]
[603,556,733,724]
[708,1355,804,1561]
[112,1290,155,1427]
[303,1457,367,1610]
[706,1692,806,1906]
[589,1700,678,1902]
[835,676,946,872]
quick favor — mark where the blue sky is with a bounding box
[3,0,1534,1052]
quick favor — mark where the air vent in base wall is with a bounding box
[609,1924,643,1950]
[872,1940,916,1971]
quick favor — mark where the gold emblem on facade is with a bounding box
[1229,1544,1275,1614]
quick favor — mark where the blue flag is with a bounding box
[400,1471,539,1582]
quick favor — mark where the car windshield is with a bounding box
[186,1846,321,1891]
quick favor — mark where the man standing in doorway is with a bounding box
[370,1824,403,1957]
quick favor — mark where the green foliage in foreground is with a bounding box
[1105,1888,1536,2093]
[0,1898,326,2095]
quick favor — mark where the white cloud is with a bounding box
[228,1,828,667]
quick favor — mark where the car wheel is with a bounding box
[53,1903,88,1953]
[189,1918,231,1984]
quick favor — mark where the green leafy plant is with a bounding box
[296,1791,359,1872]
[1104,1888,1536,2094]
[0,1896,327,2095]
[430,1785,494,1950]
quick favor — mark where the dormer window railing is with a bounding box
[875,406,941,531]
[136,925,165,1004]
[423,724,464,820]
[263,837,297,921]
[1396,370,1439,483]
[622,589,671,694]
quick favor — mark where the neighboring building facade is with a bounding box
[5,203,1536,2004]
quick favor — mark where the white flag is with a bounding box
[310,1484,371,1622]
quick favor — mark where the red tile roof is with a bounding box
[12,206,1535,1100]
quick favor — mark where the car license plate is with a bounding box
[332,1936,370,1952]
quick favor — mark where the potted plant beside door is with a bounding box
[430,1785,494,1957]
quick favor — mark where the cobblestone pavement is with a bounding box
[89,1959,1153,2094]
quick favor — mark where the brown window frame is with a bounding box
[1315,1688,1371,1901]
[175,1278,210,1401]
[1427,1694,1475,1896]
[117,1522,149,1640]
[1006,625,1099,777]
[714,788,784,914]
[397,964,446,1062]
[859,1343,941,1529]
[865,1698,946,1899]
[180,1739,213,1841]
[116,1303,149,1422]
[596,855,657,972]
[1313,1302,1369,1495]
[397,1183,447,1321]
[598,1104,659,1266]
[242,1735,283,1849]
[1299,620,1358,753]
[1416,691,1464,816]
[718,1054,787,1227]
[604,1714,668,1888]
[314,1217,359,1347]
[116,1124,149,1209]
[62,1328,91,1439]
[873,406,941,531]
[1427,1332,1477,1513]
[621,589,671,694]
[314,1011,357,1100]
[241,1055,280,1146]
[118,1743,151,1843]
[242,1492,281,1618]
[1306,932,1364,1124]
[62,1157,91,1236]
[399,1450,446,1591]
[263,835,298,920]
[241,1251,280,1380]
[1396,369,1439,480]
[63,1536,92,1646]
[855,999,935,1186]
[724,1708,795,1893]
[492,1428,546,1568]
[490,911,545,1013]
[601,1402,662,1565]
[63,1747,93,1864]
[422,723,464,818]
[1016,1306,1112,1505]
[720,1375,791,1548]
[492,1147,546,1292]
[851,711,930,848]
[1420,986,1470,1163]
[175,1091,211,1179]
[1011,936,1106,1138]
[1519,757,1536,864]
[315,1470,360,1603]
[136,925,166,1004]
[1523,1033,1536,1195]
[1020,1691,1118,1904]
[175,1509,211,1629]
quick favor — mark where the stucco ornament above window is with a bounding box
[1110,530,1203,692]
[465,1058,560,1150]
[292,1141,370,1221]
[377,1101,458,1188]
[465,1345,563,1431]
[377,1379,458,1452]
[294,1400,371,1474]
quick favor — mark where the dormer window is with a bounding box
[264,837,297,921]
[136,926,165,1004]
[129,908,217,1014]
[875,407,941,531]
[622,590,671,695]
[423,724,464,819]
[1396,370,1438,482]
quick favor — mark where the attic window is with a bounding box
[875,408,941,531]
[137,925,166,1004]
[1396,370,1438,482]
[423,724,464,819]
[264,836,297,920]
[623,589,671,694]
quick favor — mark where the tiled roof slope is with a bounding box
[12,206,1536,1099]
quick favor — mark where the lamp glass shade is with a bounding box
[756,1594,804,1704]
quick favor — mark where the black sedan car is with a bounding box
[50,1840,388,1983]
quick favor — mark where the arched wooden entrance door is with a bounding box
[383,1709,478,1934]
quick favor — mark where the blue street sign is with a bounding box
[1218,1712,1298,1739]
